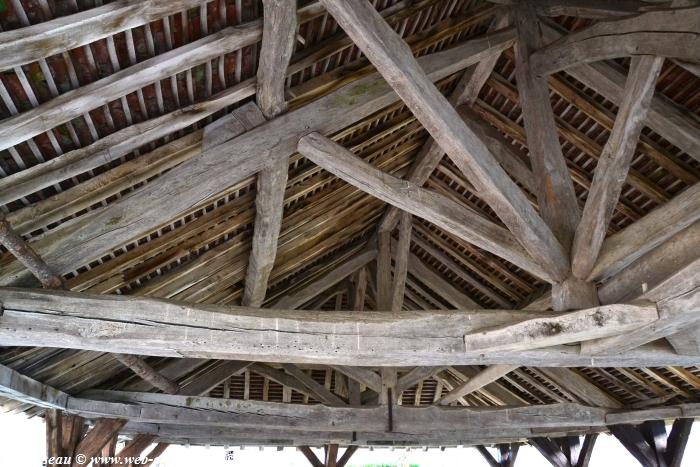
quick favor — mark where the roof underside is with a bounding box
[0,0,699,448]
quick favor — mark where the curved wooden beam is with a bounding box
[530,6,700,76]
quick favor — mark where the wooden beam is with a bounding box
[531,6,700,76]
[378,11,512,233]
[438,365,517,405]
[463,303,659,352]
[0,215,179,396]
[0,27,517,287]
[513,0,580,251]
[540,21,700,162]
[337,446,358,467]
[390,212,412,311]
[280,364,348,406]
[0,214,64,289]
[571,56,664,279]
[242,0,297,307]
[537,369,621,409]
[319,0,569,281]
[0,0,213,70]
[71,419,127,467]
[492,0,671,18]
[407,252,479,309]
[581,286,700,355]
[177,361,252,396]
[3,287,698,366]
[395,367,449,395]
[351,267,368,312]
[0,21,263,153]
[299,446,325,467]
[112,354,180,395]
[590,182,700,282]
[249,363,323,401]
[330,366,383,394]
[273,248,377,309]
[297,132,552,282]
[325,443,339,467]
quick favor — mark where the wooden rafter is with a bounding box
[318,0,570,282]
[531,6,700,76]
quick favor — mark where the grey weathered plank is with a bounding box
[513,0,580,251]
[1,287,697,367]
[0,29,516,287]
[330,367,383,394]
[319,0,569,281]
[531,6,700,76]
[297,132,552,282]
[571,56,664,279]
[463,303,659,352]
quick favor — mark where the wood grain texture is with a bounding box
[297,132,552,281]
[0,0,210,70]
[273,249,377,309]
[1,287,695,367]
[390,212,412,311]
[438,364,516,405]
[531,6,700,76]
[571,56,664,279]
[540,20,700,162]
[0,21,262,153]
[463,303,659,352]
[0,31,515,287]
[590,182,700,281]
[319,0,569,281]
[513,0,580,252]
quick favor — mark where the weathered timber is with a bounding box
[377,10,513,233]
[551,276,599,312]
[439,365,517,405]
[274,249,377,309]
[406,251,480,309]
[0,29,517,287]
[176,361,252,397]
[112,354,179,395]
[319,0,570,281]
[589,182,700,281]
[537,369,621,408]
[531,6,700,76]
[489,0,667,18]
[513,0,580,251]
[390,212,412,311]
[280,364,347,406]
[242,0,297,307]
[71,418,127,467]
[330,367,383,394]
[581,287,700,355]
[0,21,263,153]
[297,132,552,281]
[541,20,700,162]
[597,221,700,304]
[0,215,64,289]
[571,56,664,279]
[2,287,698,366]
[463,303,659,352]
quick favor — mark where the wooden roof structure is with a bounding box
[0,0,699,465]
